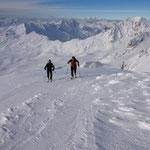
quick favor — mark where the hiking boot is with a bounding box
[75,74,77,78]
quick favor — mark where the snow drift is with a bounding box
[81,61,103,68]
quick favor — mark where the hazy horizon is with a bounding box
[0,0,150,20]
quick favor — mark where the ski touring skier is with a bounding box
[44,60,55,82]
[67,56,80,79]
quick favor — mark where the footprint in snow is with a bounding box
[53,99,64,107]
[33,93,42,99]
[0,106,24,125]
[22,93,43,108]
[0,93,44,147]
[0,93,43,126]
[46,99,64,112]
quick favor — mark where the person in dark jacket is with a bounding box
[44,60,55,82]
[67,56,79,79]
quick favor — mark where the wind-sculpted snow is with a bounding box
[81,61,103,68]
[1,65,150,150]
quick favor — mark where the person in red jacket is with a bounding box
[67,56,80,79]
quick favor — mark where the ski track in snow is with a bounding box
[0,92,65,150]
[0,69,150,150]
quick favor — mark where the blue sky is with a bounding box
[0,0,150,19]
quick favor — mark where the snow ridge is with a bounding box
[1,17,150,72]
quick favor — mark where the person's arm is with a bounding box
[44,64,47,70]
[52,64,55,71]
[76,59,80,67]
[67,59,72,64]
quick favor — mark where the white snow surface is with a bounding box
[0,17,150,150]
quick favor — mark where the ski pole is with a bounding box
[78,67,81,77]
[43,69,47,83]
[66,65,69,74]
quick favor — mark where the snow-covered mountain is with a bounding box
[1,17,150,150]
[0,17,150,74]
[0,18,116,42]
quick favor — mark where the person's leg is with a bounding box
[47,70,49,79]
[50,70,53,81]
[74,66,77,77]
[71,67,73,78]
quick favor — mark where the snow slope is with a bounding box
[0,17,150,150]
[1,64,150,150]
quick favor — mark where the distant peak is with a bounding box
[127,17,149,23]
[133,16,145,22]
[124,17,150,25]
